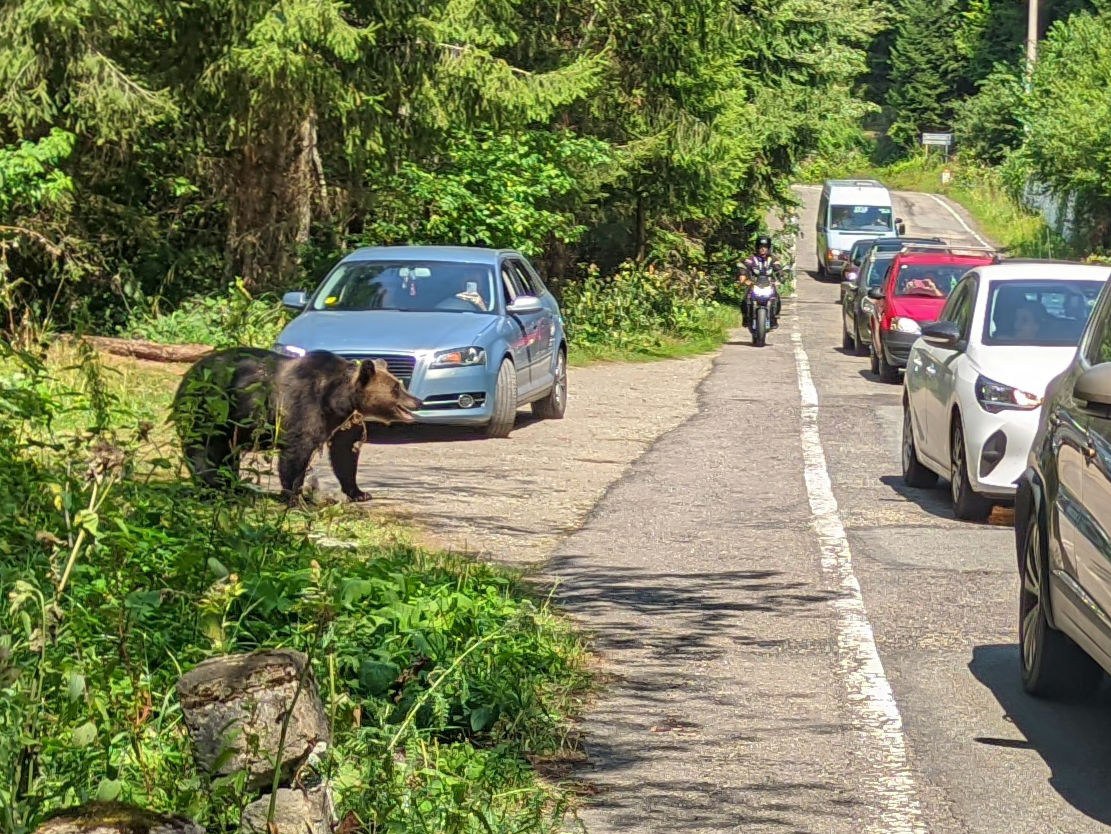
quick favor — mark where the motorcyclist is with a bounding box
[739,234,785,329]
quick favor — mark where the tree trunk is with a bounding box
[635,194,647,262]
[225,110,323,291]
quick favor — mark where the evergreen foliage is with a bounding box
[0,0,878,329]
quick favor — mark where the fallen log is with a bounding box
[58,335,214,364]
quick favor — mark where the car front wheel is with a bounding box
[531,350,567,420]
[1020,512,1103,698]
[485,358,518,438]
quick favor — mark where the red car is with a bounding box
[866,251,995,382]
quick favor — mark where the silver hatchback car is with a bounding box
[274,246,568,438]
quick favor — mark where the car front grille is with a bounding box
[341,353,417,385]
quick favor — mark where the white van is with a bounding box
[816,179,905,279]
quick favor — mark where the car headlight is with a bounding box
[975,374,1043,413]
[276,344,306,357]
[827,248,846,260]
[431,347,486,368]
[889,317,921,334]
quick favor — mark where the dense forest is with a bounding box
[864,0,1111,249]
[0,0,878,335]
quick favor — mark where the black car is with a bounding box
[840,237,946,355]
[839,238,879,305]
[1016,270,1111,698]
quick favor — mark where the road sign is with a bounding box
[921,132,953,147]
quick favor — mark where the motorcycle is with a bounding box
[745,265,780,347]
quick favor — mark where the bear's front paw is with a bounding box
[346,489,373,503]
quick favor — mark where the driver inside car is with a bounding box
[453,269,490,311]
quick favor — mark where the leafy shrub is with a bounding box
[0,344,588,833]
[954,66,1026,165]
[561,260,731,353]
[121,280,289,348]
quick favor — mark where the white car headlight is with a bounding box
[431,347,486,368]
[276,344,306,357]
[975,374,1043,413]
[890,317,921,334]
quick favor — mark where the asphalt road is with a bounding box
[553,187,1111,833]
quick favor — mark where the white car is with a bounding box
[901,261,1111,521]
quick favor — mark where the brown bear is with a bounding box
[171,347,421,502]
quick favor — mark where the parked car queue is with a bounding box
[817,190,1111,706]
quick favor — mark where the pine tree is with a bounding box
[885,0,964,147]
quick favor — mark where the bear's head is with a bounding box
[353,358,422,424]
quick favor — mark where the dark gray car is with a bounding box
[1015,269,1111,699]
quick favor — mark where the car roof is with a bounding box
[972,261,1111,281]
[340,246,513,265]
[871,236,945,249]
[892,252,995,266]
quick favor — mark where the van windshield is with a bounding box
[830,204,894,232]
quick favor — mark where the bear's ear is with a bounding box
[356,359,376,386]
[372,358,388,375]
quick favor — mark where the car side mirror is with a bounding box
[282,291,308,310]
[1074,364,1111,408]
[921,320,962,348]
[867,287,885,301]
[507,295,543,315]
[896,218,907,235]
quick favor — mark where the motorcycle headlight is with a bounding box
[275,344,306,357]
[975,374,1043,413]
[889,317,922,334]
[431,347,486,368]
[752,285,775,299]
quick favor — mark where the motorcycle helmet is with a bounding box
[756,234,772,250]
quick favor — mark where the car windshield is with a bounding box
[893,264,968,298]
[829,204,894,232]
[983,279,1104,346]
[310,261,497,313]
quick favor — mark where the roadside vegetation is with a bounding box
[0,339,590,833]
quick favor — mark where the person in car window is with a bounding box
[1013,300,1044,341]
[453,269,489,311]
[1065,292,1088,320]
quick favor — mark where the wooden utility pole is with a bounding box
[1026,0,1038,81]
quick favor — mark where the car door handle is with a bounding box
[1085,445,1097,464]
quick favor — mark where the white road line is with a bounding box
[791,312,929,834]
[925,192,992,249]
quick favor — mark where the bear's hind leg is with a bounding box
[329,424,370,502]
[277,439,315,504]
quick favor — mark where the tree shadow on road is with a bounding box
[970,643,1111,825]
[541,555,860,830]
